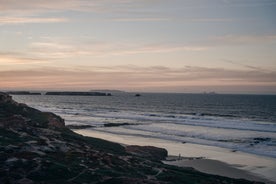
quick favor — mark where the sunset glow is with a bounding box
[1,0,276,93]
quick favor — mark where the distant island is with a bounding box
[202,91,217,95]
[7,91,41,95]
[45,91,110,96]
[90,89,126,93]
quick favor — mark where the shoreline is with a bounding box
[163,156,275,184]
[75,128,276,183]
[2,92,274,184]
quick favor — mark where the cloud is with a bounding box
[110,17,237,23]
[111,17,170,22]
[114,44,207,55]
[181,18,235,22]
[30,41,78,59]
[0,0,161,15]
[179,34,276,49]
[222,59,271,71]
[211,35,276,45]
[1,0,265,25]
[4,34,274,63]
[0,52,49,64]
[0,65,275,91]
[0,0,172,25]
[0,16,68,25]
[30,34,276,59]
[0,1,235,24]
[0,0,91,14]
[29,38,208,59]
[221,0,276,7]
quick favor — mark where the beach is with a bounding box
[76,128,276,184]
[164,158,275,184]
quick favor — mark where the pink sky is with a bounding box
[1,0,276,94]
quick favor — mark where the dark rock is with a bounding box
[253,137,271,142]
[0,92,13,103]
[0,92,65,129]
[126,145,168,161]
[16,178,34,184]
[104,123,132,127]
[43,112,65,128]
[66,124,94,129]
[101,177,165,184]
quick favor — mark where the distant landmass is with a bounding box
[90,89,126,93]
[45,91,110,96]
[7,91,41,95]
[202,91,217,95]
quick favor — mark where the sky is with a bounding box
[0,0,276,94]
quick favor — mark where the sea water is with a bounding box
[13,93,276,158]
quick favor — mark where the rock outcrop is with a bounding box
[0,92,65,129]
[0,92,262,184]
[126,146,168,161]
[0,92,13,103]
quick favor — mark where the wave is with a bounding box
[92,126,276,158]
[13,95,276,159]
[67,110,276,133]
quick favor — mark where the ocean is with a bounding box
[13,93,276,159]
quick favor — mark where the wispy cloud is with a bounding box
[111,17,237,23]
[114,43,207,55]
[30,41,77,59]
[1,0,275,14]
[0,52,49,65]
[181,34,276,49]
[0,16,68,25]
[1,65,275,91]
[23,34,276,59]
[181,18,235,22]
[221,0,276,7]
[0,0,161,15]
[0,0,172,25]
[222,59,271,71]
[212,35,276,45]
[0,0,261,25]
[0,0,91,14]
[29,37,208,59]
[111,17,170,22]
[4,34,274,62]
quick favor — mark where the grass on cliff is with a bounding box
[60,128,126,155]
[0,103,49,127]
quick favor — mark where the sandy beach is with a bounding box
[75,129,276,184]
[163,156,275,184]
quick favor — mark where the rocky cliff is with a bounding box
[0,92,262,184]
[0,92,65,129]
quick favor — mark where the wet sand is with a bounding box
[163,156,275,184]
